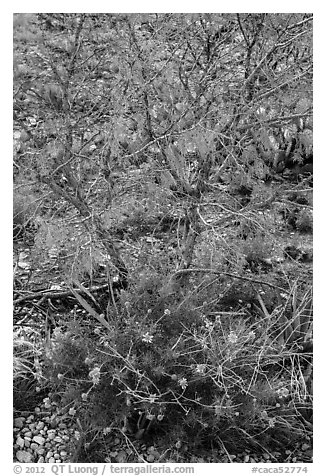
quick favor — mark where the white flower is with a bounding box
[148,394,157,403]
[227,331,238,344]
[164,309,171,315]
[195,364,206,374]
[89,366,101,385]
[68,407,76,416]
[277,387,289,399]
[81,393,88,401]
[178,378,188,390]
[142,332,154,343]
[268,418,276,428]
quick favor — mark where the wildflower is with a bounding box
[112,275,119,282]
[268,417,276,428]
[175,440,182,449]
[84,357,92,365]
[74,431,81,441]
[178,378,188,390]
[57,373,64,380]
[124,301,131,308]
[204,319,213,329]
[164,309,171,315]
[43,398,51,409]
[171,374,178,381]
[277,387,290,399]
[81,393,88,401]
[142,332,154,343]
[147,309,152,314]
[89,366,101,385]
[103,427,111,435]
[260,410,268,420]
[149,394,157,404]
[157,414,164,421]
[195,364,206,375]
[227,331,238,344]
[68,407,76,416]
[248,331,256,339]
[94,327,101,335]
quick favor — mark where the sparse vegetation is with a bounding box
[13,13,312,464]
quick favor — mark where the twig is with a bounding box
[13,284,109,305]
[173,267,287,292]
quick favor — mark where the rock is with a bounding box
[24,431,32,438]
[24,441,30,448]
[16,436,25,448]
[48,457,55,463]
[33,435,46,445]
[36,421,45,430]
[60,451,68,457]
[46,451,54,459]
[116,451,127,463]
[38,457,45,463]
[14,417,25,429]
[244,455,250,463]
[16,450,33,463]
[34,407,41,414]
[151,451,160,460]
[54,453,60,459]
[53,436,63,443]
[37,448,45,455]
[30,443,39,451]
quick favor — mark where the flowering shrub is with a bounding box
[43,276,312,455]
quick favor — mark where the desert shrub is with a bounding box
[42,275,312,458]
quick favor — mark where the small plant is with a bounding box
[296,209,313,233]
[13,193,37,241]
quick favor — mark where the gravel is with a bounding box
[14,397,313,464]
[13,400,76,463]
